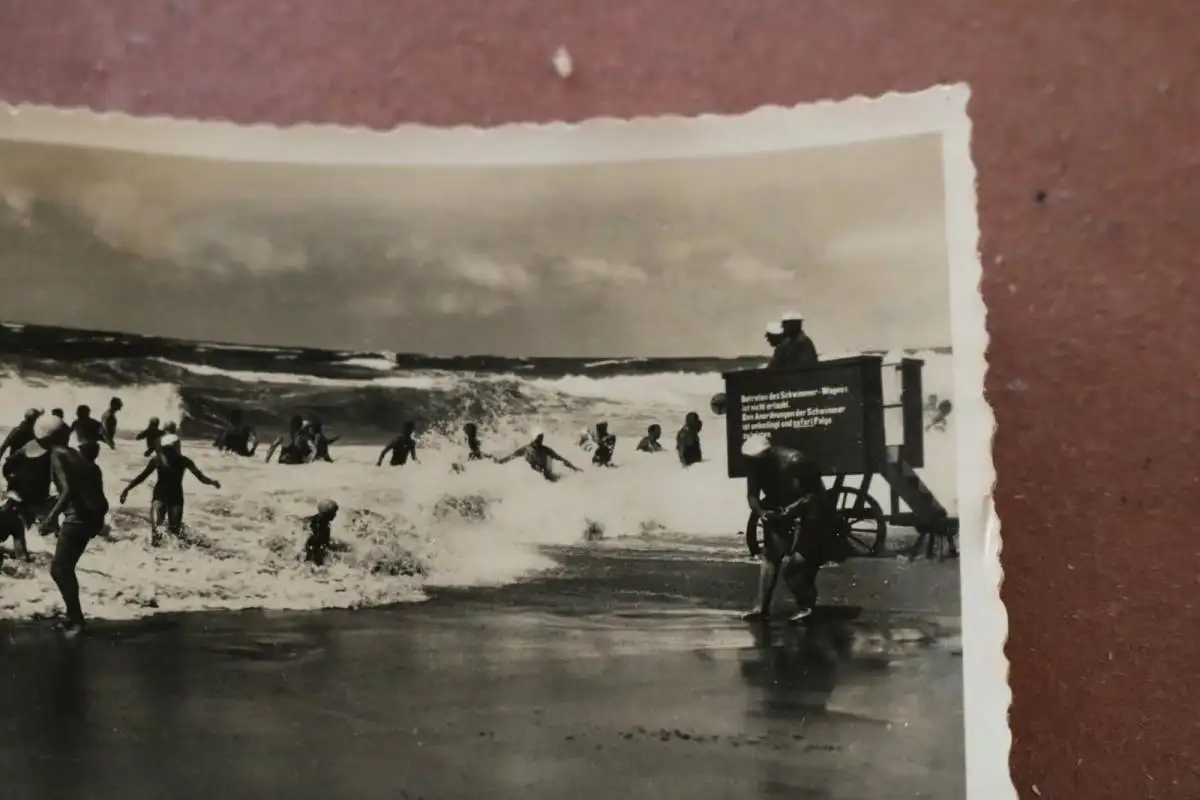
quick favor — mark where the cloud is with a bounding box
[720,253,795,283]
[562,257,648,285]
[449,254,535,292]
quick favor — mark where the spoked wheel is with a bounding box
[830,486,887,557]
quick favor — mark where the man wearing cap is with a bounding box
[768,311,819,369]
[763,319,786,360]
[119,434,222,546]
[37,414,110,637]
[0,408,43,462]
[0,414,61,560]
[739,433,839,622]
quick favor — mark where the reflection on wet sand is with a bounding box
[1,546,963,799]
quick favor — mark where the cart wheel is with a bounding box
[832,486,887,557]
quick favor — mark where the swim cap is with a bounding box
[741,435,772,458]
[317,498,339,514]
[780,311,804,323]
[23,408,42,421]
[33,415,65,442]
[765,321,784,336]
[159,434,181,449]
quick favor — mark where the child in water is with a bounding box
[303,498,339,566]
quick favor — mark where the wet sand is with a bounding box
[0,542,964,799]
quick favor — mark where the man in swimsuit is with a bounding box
[0,408,42,462]
[497,433,582,482]
[136,417,163,456]
[99,397,123,448]
[636,424,664,453]
[676,412,704,467]
[739,434,840,623]
[37,415,109,638]
[377,422,420,467]
[583,421,617,467]
[118,434,222,546]
[305,421,337,463]
[264,416,310,464]
[213,409,258,457]
[463,422,492,462]
[1,420,58,560]
[71,405,112,449]
[303,498,339,566]
[51,408,64,420]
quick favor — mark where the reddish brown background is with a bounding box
[1,1,1197,796]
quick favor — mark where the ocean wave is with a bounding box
[0,338,957,623]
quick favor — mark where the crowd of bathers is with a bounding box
[0,392,717,637]
[0,310,828,636]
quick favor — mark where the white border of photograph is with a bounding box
[0,86,1010,798]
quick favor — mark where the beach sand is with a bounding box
[0,541,964,799]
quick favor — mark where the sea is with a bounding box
[0,321,957,622]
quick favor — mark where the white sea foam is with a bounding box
[0,350,956,622]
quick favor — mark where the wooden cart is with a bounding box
[718,355,958,558]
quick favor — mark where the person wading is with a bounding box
[119,434,222,546]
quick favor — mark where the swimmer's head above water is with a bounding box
[109,397,124,412]
[647,423,661,439]
[23,408,42,422]
[76,405,92,420]
[685,412,703,432]
[316,498,339,520]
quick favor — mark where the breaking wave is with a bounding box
[0,325,956,622]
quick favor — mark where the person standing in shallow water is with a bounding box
[305,421,338,463]
[118,434,222,546]
[303,499,339,566]
[37,416,110,638]
[676,412,704,467]
[377,422,420,467]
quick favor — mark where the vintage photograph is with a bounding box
[0,88,1005,798]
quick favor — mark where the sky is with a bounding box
[0,128,951,357]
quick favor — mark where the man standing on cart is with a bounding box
[739,434,845,622]
[768,311,819,369]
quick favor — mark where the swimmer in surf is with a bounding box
[497,433,582,482]
[38,416,110,638]
[213,409,259,457]
[119,434,222,546]
[136,417,164,456]
[264,416,311,464]
[463,422,493,462]
[303,498,339,566]
[0,408,42,462]
[676,412,704,467]
[71,405,112,449]
[377,422,420,466]
[99,397,123,448]
[1,416,60,560]
[583,422,617,467]
[305,421,338,463]
[636,424,664,453]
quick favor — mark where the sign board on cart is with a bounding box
[722,356,887,479]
